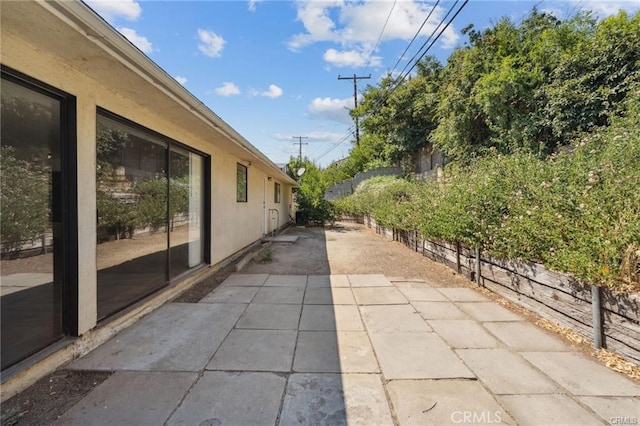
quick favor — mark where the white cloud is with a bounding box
[215,82,240,96]
[117,27,153,53]
[248,0,264,12]
[198,29,225,58]
[288,0,459,66]
[261,84,284,98]
[84,0,142,22]
[323,48,381,68]
[308,97,353,124]
[580,0,640,17]
[174,76,188,85]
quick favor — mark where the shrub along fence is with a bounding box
[360,214,640,364]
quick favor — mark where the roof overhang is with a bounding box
[0,0,298,187]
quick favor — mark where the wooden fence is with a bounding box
[359,214,640,364]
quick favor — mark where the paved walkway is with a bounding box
[59,274,639,425]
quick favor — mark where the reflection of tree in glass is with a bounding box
[96,122,128,185]
[96,123,137,241]
[0,147,49,254]
[1,92,56,168]
[1,91,54,255]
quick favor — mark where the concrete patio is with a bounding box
[58,273,639,425]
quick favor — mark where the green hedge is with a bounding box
[334,88,640,292]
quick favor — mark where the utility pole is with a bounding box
[292,136,308,161]
[338,73,370,146]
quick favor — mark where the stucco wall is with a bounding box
[2,30,295,334]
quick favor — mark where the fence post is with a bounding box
[475,247,482,286]
[591,284,604,349]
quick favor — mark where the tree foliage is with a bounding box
[287,157,338,226]
[343,9,640,165]
[334,81,640,291]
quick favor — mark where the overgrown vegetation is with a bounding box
[335,85,640,291]
[326,10,639,179]
[325,9,640,293]
[287,158,338,226]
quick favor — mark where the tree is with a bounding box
[287,157,337,225]
[542,11,640,140]
[353,56,443,170]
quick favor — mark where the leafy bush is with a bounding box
[333,87,640,291]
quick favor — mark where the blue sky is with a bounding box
[83,0,640,167]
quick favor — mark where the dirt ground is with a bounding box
[2,221,638,425]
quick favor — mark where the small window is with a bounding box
[274,182,281,203]
[236,163,247,202]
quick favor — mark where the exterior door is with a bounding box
[1,69,77,371]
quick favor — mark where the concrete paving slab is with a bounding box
[279,374,393,426]
[263,274,307,288]
[389,277,427,284]
[293,331,379,373]
[263,235,298,243]
[456,302,523,322]
[167,371,286,426]
[359,305,432,333]
[522,352,640,396]
[307,274,350,288]
[347,274,393,287]
[412,301,469,320]
[352,287,408,305]
[55,371,197,425]
[483,321,569,351]
[199,286,259,304]
[393,280,437,288]
[221,273,269,287]
[369,332,474,379]
[206,329,297,372]
[397,286,448,301]
[578,396,640,424]
[235,303,301,330]
[303,287,356,305]
[68,303,245,371]
[387,379,514,426]
[428,320,500,348]
[299,305,364,331]
[437,287,490,302]
[497,394,603,426]
[456,348,559,394]
[252,286,304,304]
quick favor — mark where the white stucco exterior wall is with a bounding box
[1,7,297,335]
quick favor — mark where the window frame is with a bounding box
[274,182,281,203]
[1,66,78,372]
[95,108,211,320]
[236,163,248,203]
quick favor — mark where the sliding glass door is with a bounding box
[169,147,205,279]
[1,70,76,370]
[96,111,207,320]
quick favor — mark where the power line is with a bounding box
[360,0,467,123]
[338,74,371,146]
[388,0,441,78]
[313,128,355,162]
[363,0,398,74]
[292,136,309,160]
[313,0,470,165]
